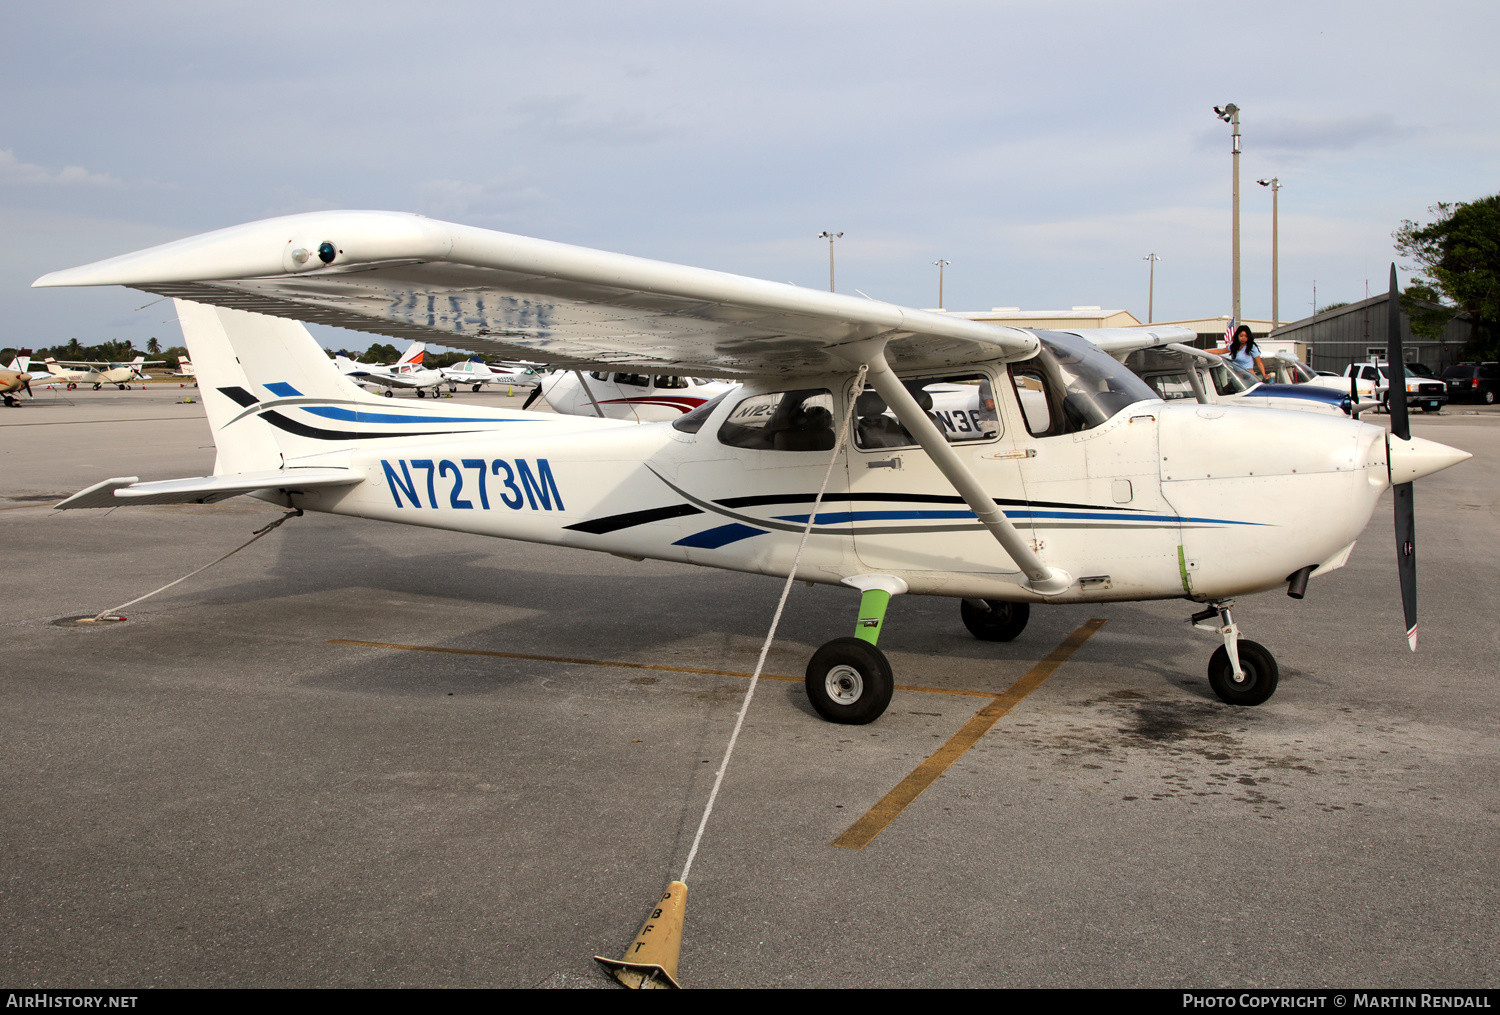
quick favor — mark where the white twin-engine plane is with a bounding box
[36,211,1469,724]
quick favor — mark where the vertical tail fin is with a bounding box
[395,342,425,366]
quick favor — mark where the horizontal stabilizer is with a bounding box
[55,468,364,509]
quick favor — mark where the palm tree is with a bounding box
[147,337,160,354]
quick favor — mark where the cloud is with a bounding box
[1194,114,1413,155]
[0,149,119,186]
[415,174,550,222]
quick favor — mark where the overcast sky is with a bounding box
[3,0,1496,351]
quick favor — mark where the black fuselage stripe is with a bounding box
[258,410,475,442]
[563,503,704,534]
[714,491,1147,513]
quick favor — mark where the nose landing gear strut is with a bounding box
[1191,601,1279,705]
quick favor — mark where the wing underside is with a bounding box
[35,211,1038,377]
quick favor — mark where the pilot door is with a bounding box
[1000,334,1183,598]
[845,370,1030,577]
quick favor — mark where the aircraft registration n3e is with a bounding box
[35,211,1470,723]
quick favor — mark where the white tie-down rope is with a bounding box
[679,363,869,882]
[89,508,301,622]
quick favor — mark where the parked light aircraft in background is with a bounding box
[1124,344,1366,417]
[36,211,1469,723]
[534,369,733,421]
[168,355,197,383]
[441,358,543,392]
[335,342,448,398]
[42,354,160,390]
[0,362,33,406]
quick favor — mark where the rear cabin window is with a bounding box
[612,373,650,387]
[654,375,689,389]
[671,391,728,434]
[718,389,835,451]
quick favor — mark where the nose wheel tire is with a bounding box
[960,599,1030,641]
[805,637,894,725]
[1207,640,1279,706]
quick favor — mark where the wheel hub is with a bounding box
[825,664,864,704]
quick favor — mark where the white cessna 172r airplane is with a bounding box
[532,369,732,421]
[35,211,1468,723]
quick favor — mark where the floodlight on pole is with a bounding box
[1257,177,1281,330]
[932,259,951,310]
[817,231,843,292]
[1143,253,1161,324]
[1213,103,1242,322]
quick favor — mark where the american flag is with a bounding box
[1224,317,1237,346]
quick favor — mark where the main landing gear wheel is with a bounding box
[383,389,394,397]
[961,599,1030,641]
[1207,640,1279,706]
[805,637,894,725]
[416,389,426,398]
[472,384,481,392]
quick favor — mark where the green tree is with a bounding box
[362,343,401,364]
[1395,195,1500,355]
[146,337,160,354]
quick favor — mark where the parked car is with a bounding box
[1308,361,1447,413]
[1441,362,1500,405]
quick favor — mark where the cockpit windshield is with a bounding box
[1008,332,1159,437]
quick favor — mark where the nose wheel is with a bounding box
[1207,641,1279,705]
[1193,602,1279,706]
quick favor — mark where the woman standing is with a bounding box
[1225,324,1266,380]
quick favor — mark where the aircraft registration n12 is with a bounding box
[34,211,1469,723]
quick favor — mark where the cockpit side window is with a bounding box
[852,374,1000,450]
[1007,332,1158,437]
[718,389,836,451]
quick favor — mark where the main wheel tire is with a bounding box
[1486,390,1495,405]
[960,599,1030,641]
[472,384,481,392]
[1207,639,1279,706]
[805,637,894,725]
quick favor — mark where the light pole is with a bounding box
[817,231,843,292]
[1257,177,1281,330]
[1143,253,1161,323]
[932,259,951,309]
[1214,103,1241,322]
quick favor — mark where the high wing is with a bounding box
[1061,326,1198,361]
[33,210,1038,377]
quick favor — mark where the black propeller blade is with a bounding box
[521,385,543,411]
[1350,356,1359,417]
[1387,264,1418,651]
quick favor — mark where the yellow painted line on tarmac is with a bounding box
[328,639,1001,699]
[831,618,1107,850]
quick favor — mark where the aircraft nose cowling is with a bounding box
[1387,434,1471,484]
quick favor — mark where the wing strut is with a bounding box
[573,370,606,418]
[865,353,1072,595]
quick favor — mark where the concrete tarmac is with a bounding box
[1,388,1497,988]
